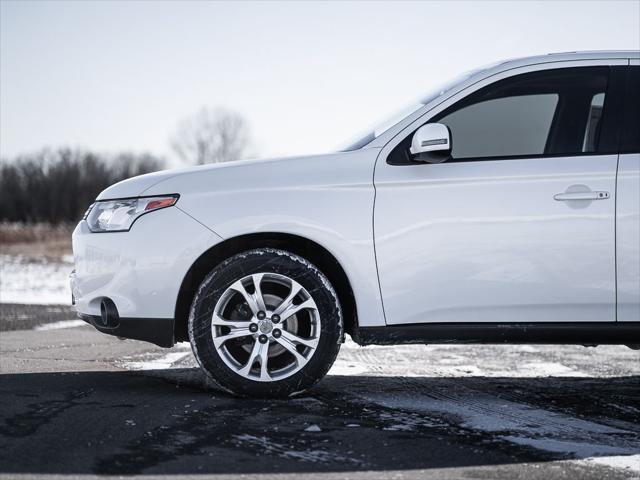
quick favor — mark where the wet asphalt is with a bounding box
[0,304,639,480]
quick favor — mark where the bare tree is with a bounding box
[170,107,252,165]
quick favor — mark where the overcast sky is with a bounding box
[1,0,639,163]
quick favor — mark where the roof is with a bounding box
[496,50,639,69]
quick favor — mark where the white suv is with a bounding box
[71,51,640,397]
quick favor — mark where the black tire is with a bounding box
[188,248,343,397]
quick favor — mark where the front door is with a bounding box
[374,65,624,325]
[617,62,640,322]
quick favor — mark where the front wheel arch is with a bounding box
[174,232,358,343]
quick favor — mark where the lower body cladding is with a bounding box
[77,295,640,349]
[70,206,221,347]
[78,296,174,347]
[352,323,640,347]
[79,313,175,347]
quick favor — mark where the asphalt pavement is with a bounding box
[0,304,639,479]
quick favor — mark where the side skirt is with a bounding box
[351,322,640,346]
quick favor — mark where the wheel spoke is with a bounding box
[273,283,303,316]
[251,273,267,312]
[229,279,258,314]
[238,339,271,380]
[280,329,319,349]
[211,313,252,330]
[228,279,258,315]
[274,335,307,364]
[258,341,271,381]
[278,298,316,322]
[213,327,253,348]
[238,340,260,376]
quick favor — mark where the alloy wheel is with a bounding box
[211,272,321,382]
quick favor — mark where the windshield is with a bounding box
[340,102,424,151]
[339,67,487,151]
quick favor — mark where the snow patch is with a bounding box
[0,255,72,305]
[360,390,627,434]
[517,362,587,377]
[35,319,86,331]
[580,454,640,473]
[355,388,639,466]
[121,344,191,370]
[327,359,369,376]
[330,341,598,378]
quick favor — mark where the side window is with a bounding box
[620,66,640,154]
[387,67,611,164]
[438,94,559,158]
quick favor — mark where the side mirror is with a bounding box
[410,123,452,163]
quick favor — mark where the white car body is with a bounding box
[71,51,640,351]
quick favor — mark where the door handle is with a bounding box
[553,191,609,201]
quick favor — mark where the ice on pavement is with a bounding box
[232,434,363,465]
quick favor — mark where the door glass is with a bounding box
[434,67,611,161]
[387,67,611,164]
[438,94,558,159]
[621,66,640,153]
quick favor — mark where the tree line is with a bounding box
[0,149,165,224]
[1,106,253,224]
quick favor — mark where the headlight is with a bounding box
[85,195,179,232]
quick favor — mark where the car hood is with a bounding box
[96,154,335,200]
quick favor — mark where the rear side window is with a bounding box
[620,66,640,153]
[388,67,612,164]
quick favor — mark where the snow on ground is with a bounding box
[328,341,640,474]
[327,341,640,472]
[330,339,638,378]
[120,343,193,371]
[354,382,639,463]
[584,454,640,472]
[0,254,72,305]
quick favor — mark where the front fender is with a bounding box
[146,149,386,328]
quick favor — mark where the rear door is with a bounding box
[374,61,627,325]
[617,61,640,322]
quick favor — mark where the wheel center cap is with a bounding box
[258,319,273,334]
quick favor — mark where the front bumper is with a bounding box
[70,205,222,347]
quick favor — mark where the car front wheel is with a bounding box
[188,248,343,397]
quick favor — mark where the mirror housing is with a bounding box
[410,123,452,163]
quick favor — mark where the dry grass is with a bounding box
[0,223,74,258]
